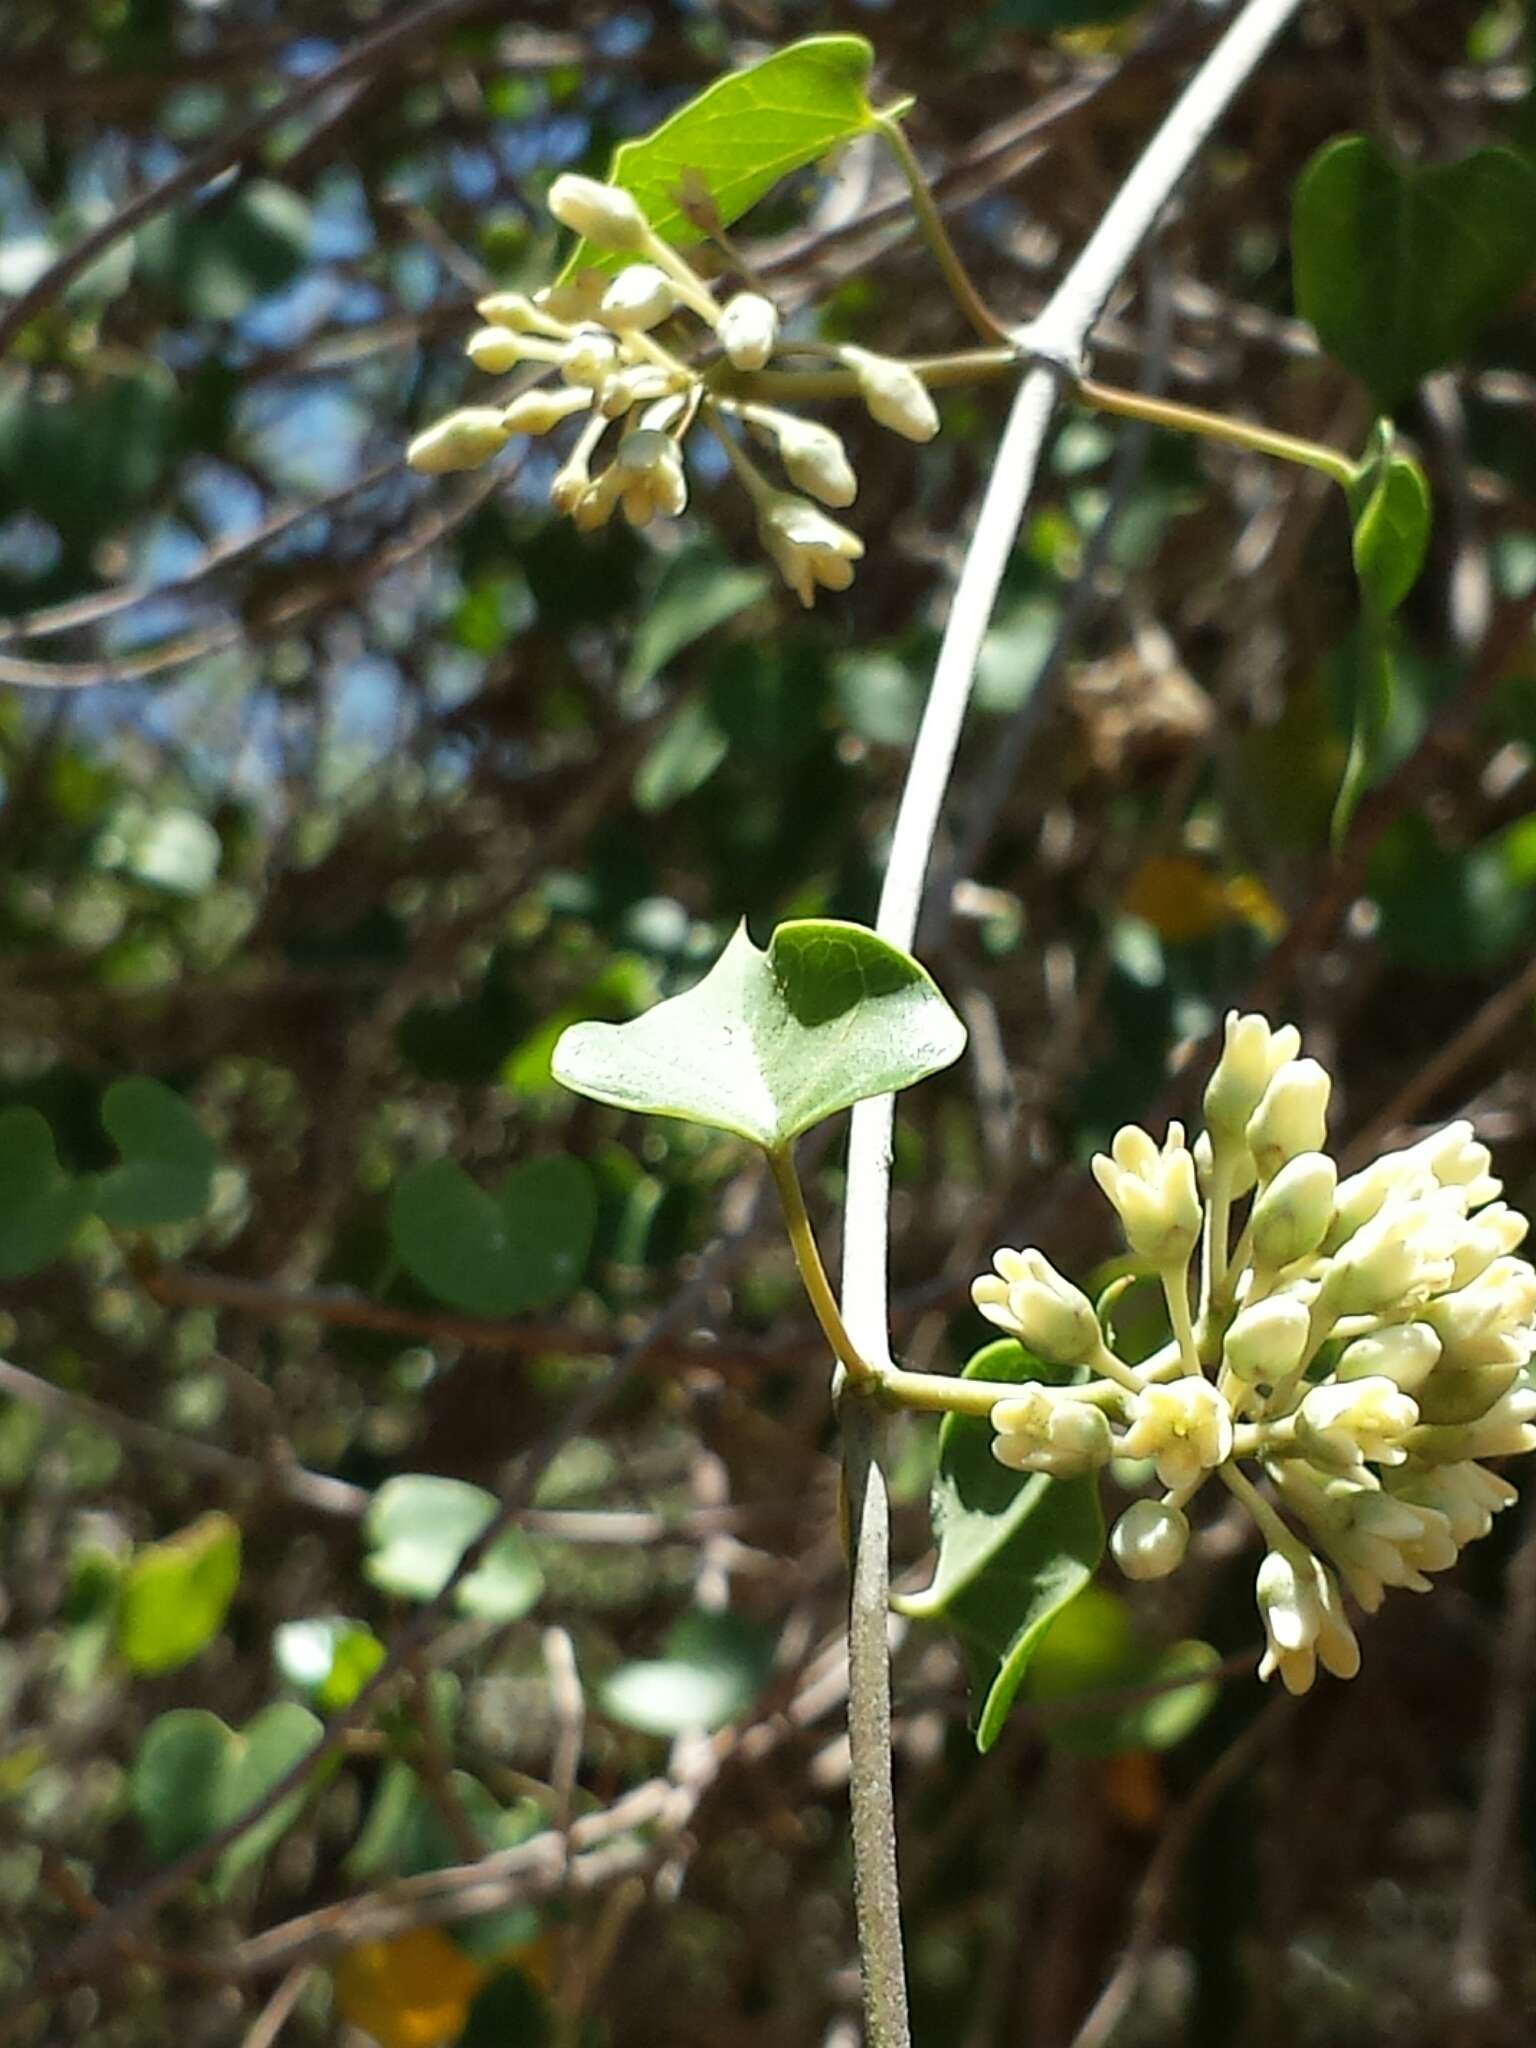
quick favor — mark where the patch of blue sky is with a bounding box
[497,112,591,178]
[448,143,499,204]
[594,13,653,56]
[426,646,485,713]
[180,458,267,546]
[238,383,370,494]
[238,268,344,351]
[281,39,341,78]
[309,171,375,263]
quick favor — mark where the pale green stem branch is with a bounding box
[766,1145,876,1390]
[873,113,1010,346]
[879,1367,1129,1418]
[1219,1459,1307,1556]
[1161,1263,1202,1380]
[1076,376,1356,487]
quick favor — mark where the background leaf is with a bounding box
[558,36,881,277]
[117,1511,241,1675]
[1022,1585,1220,1757]
[363,1475,544,1621]
[388,1153,596,1317]
[599,1609,776,1735]
[1293,136,1536,407]
[894,1340,1105,1752]
[94,1077,219,1228]
[552,919,966,1150]
[130,1703,323,1890]
[0,1108,93,1278]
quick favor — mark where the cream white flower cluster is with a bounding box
[971,1013,1536,1695]
[405,174,942,607]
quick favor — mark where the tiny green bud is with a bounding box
[1250,1151,1337,1268]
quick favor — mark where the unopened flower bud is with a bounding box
[1110,1499,1190,1581]
[501,387,593,435]
[758,493,864,608]
[769,415,857,508]
[611,428,687,524]
[467,325,541,373]
[1392,1460,1517,1546]
[842,346,940,442]
[1223,1295,1311,1384]
[1246,1058,1331,1182]
[1335,1320,1441,1392]
[1326,1202,1454,1315]
[599,263,677,332]
[476,290,547,332]
[1458,1387,1536,1458]
[598,365,673,418]
[1450,1202,1529,1288]
[991,1387,1112,1478]
[536,272,609,325]
[548,174,650,252]
[972,1247,1101,1366]
[1250,1151,1337,1269]
[717,291,780,371]
[1203,1011,1301,1145]
[1298,1376,1418,1468]
[560,331,621,389]
[1091,1122,1202,1267]
[406,406,510,475]
[1403,1120,1500,1207]
[1256,1548,1360,1694]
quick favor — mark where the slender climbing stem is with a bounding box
[1077,375,1356,487]
[879,1366,1130,1418]
[873,113,1010,346]
[833,6,1309,2042]
[767,1145,878,1389]
[1219,1459,1304,1554]
[1162,1263,1203,1380]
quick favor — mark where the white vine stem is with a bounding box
[835,4,1308,2042]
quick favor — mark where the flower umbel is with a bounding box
[969,1010,1536,1695]
[403,175,952,605]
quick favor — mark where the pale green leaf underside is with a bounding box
[550,918,966,1151]
[558,36,880,280]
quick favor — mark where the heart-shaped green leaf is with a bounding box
[130,1702,324,1891]
[558,36,883,280]
[364,1474,544,1622]
[1022,1585,1219,1757]
[118,1511,241,1675]
[551,919,966,1152]
[599,1609,775,1736]
[388,1154,595,1317]
[1293,137,1536,408]
[0,1107,93,1278]
[894,1339,1104,1753]
[94,1077,219,1228]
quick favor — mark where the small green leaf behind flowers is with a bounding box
[557,36,885,280]
[130,1702,325,1893]
[1021,1584,1220,1758]
[551,918,966,1154]
[894,1339,1105,1753]
[388,1154,596,1318]
[117,1510,241,1675]
[364,1474,543,1623]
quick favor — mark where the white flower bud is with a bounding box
[599,263,677,333]
[717,291,780,371]
[1297,1376,1419,1468]
[1335,1320,1441,1392]
[972,1247,1100,1366]
[1450,1202,1529,1288]
[501,387,593,435]
[768,415,857,509]
[1245,1058,1331,1182]
[1250,1151,1337,1269]
[611,428,687,525]
[571,469,622,531]
[991,1386,1112,1478]
[406,406,510,475]
[757,493,864,608]
[1457,1386,1536,1458]
[547,174,650,252]
[1222,1295,1311,1385]
[1256,1548,1360,1694]
[1315,1486,1455,1610]
[1415,1360,1522,1426]
[1423,1256,1536,1365]
[536,272,609,325]
[598,365,673,418]
[476,290,548,332]
[1203,1011,1301,1144]
[1391,1460,1517,1547]
[1091,1121,1202,1267]
[842,346,940,442]
[1121,1376,1233,1492]
[466,324,547,373]
[1403,1120,1500,1208]
[1110,1499,1190,1581]
[1326,1200,1455,1315]
[560,331,621,388]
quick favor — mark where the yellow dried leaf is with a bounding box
[333,1926,485,2048]
[1122,856,1285,944]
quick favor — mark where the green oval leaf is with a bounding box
[364,1474,544,1622]
[894,1339,1104,1753]
[94,1077,219,1228]
[130,1702,324,1892]
[558,36,882,280]
[1293,136,1536,408]
[388,1153,595,1317]
[551,919,966,1152]
[1022,1585,1220,1757]
[118,1510,241,1675]
[0,1107,93,1277]
[599,1609,775,1736]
